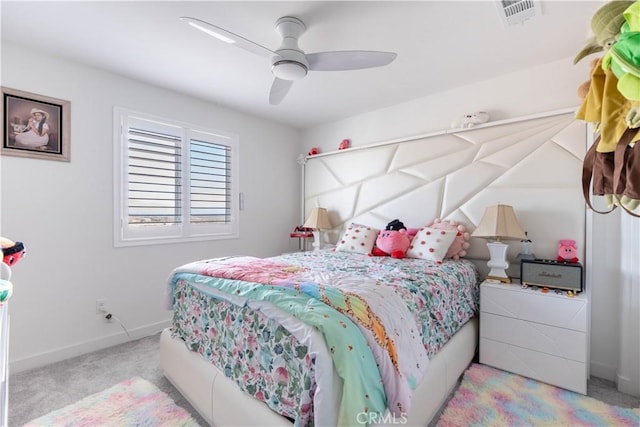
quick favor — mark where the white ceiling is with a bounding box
[1,1,605,130]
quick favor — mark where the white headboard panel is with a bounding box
[304,109,587,264]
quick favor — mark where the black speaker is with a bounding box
[520,259,584,292]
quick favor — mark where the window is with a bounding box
[113,108,239,246]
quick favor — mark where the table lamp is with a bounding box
[471,204,526,283]
[303,207,332,251]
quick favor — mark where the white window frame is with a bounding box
[113,107,239,247]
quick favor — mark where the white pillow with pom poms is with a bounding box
[426,218,470,260]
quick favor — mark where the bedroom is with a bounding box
[1,0,638,425]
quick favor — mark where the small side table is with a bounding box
[290,228,314,251]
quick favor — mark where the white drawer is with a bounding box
[480,312,586,362]
[480,283,587,331]
[480,338,587,394]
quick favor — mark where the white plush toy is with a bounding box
[452,111,490,129]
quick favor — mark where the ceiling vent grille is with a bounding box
[496,0,541,27]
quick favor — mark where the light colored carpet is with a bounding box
[23,376,201,427]
[10,333,640,427]
[10,333,208,427]
[436,363,640,427]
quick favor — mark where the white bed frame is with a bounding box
[161,318,477,426]
[160,109,587,426]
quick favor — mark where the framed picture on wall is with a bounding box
[2,87,70,162]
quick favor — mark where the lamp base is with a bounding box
[311,230,321,252]
[486,273,512,283]
[486,241,511,283]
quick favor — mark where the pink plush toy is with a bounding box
[338,139,350,150]
[557,239,579,263]
[371,229,411,259]
[427,218,470,260]
[308,147,320,156]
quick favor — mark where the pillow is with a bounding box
[406,227,458,263]
[335,223,379,254]
[427,218,471,260]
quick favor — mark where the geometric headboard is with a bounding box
[304,109,587,264]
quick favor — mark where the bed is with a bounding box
[162,249,479,426]
[160,109,587,426]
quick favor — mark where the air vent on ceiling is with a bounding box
[496,0,541,27]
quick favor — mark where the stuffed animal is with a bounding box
[577,57,601,101]
[573,0,634,65]
[557,239,579,263]
[0,280,12,304]
[385,219,406,231]
[338,139,350,150]
[427,219,470,260]
[308,147,320,156]
[0,237,23,304]
[1,238,25,267]
[371,229,411,259]
[370,219,411,258]
[452,111,489,129]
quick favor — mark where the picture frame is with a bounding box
[2,87,70,162]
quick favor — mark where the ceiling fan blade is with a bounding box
[269,78,293,105]
[306,51,397,71]
[180,17,274,58]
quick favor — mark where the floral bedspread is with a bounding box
[273,250,480,357]
[167,250,479,426]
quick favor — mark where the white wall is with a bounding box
[1,42,301,372]
[302,57,632,386]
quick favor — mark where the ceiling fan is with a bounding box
[180,16,397,105]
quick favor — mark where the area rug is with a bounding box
[23,376,201,427]
[437,363,640,427]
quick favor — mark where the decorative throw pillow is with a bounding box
[335,223,379,254]
[427,218,471,260]
[406,227,458,263]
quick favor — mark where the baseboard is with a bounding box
[590,360,618,382]
[617,372,640,397]
[9,319,171,374]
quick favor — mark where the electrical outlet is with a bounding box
[96,299,107,314]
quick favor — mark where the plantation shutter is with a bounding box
[115,107,239,246]
[126,117,182,227]
[189,134,232,224]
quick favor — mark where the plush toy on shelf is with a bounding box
[308,147,320,156]
[338,139,350,150]
[557,239,579,263]
[451,111,489,129]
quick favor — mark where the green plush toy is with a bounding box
[603,2,640,101]
[574,0,634,64]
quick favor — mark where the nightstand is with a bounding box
[479,280,588,394]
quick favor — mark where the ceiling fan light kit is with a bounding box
[271,60,308,80]
[181,14,397,105]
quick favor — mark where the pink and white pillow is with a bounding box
[406,227,458,263]
[335,223,380,254]
[427,218,471,260]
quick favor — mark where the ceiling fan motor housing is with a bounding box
[271,16,309,80]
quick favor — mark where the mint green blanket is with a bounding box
[171,272,386,426]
